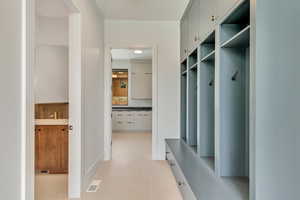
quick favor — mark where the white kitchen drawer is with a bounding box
[115,111,126,120]
[115,120,125,130]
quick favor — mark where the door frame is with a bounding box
[104,45,159,160]
[24,0,83,199]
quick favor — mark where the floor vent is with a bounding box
[86,180,102,193]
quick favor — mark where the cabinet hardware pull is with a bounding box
[69,125,73,131]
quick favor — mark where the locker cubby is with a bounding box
[181,63,188,143]
[199,36,216,170]
[220,1,250,46]
[219,29,250,177]
[187,65,198,152]
[188,48,198,69]
[200,31,215,61]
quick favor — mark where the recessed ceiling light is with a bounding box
[134,50,143,54]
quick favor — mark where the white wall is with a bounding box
[35,45,69,103]
[72,0,105,191]
[112,59,152,107]
[0,0,24,199]
[36,16,68,46]
[35,13,69,104]
[105,20,180,159]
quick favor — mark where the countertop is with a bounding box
[35,119,69,126]
[112,106,152,111]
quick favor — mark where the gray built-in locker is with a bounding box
[187,49,198,152]
[172,0,300,199]
[199,31,216,170]
[181,60,188,142]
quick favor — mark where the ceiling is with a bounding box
[96,0,189,20]
[36,0,69,18]
[111,49,152,60]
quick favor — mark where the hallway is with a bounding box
[82,132,182,200]
[36,132,182,200]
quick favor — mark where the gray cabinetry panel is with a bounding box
[181,13,189,60]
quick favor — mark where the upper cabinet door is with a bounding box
[216,0,240,21]
[188,0,201,50]
[180,12,189,60]
[199,0,218,41]
[131,61,152,99]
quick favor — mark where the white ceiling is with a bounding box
[96,0,190,20]
[36,0,69,18]
[111,49,152,60]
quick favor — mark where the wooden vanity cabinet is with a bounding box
[35,125,68,174]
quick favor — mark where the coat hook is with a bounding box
[231,70,239,81]
[209,79,214,86]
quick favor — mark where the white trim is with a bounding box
[82,155,103,191]
[104,46,113,160]
[68,12,82,199]
[104,45,159,160]
[23,0,35,199]
[25,1,82,199]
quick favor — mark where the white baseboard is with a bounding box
[82,154,104,190]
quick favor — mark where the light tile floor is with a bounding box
[35,132,182,200]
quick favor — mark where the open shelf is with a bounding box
[220,1,250,45]
[181,61,188,142]
[190,63,198,70]
[200,31,215,60]
[221,25,250,48]
[187,66,198,152]
[199,31,216,171]
[188,48,198,68]
[201,50,215,62]
[199,59,215,171]
[219,39,250,178]
[218,0,250,179]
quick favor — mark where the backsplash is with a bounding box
[35,103,69,119]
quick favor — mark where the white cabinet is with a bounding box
[180,12,189,60]
[112,110,152,131]
[131,61,152,99]
[180,0,242,60]
[198,0,218,41]
[216,0,240,20]
[188,0,201,50]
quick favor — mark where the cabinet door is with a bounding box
[199,0,218,41]
[180,13,189,60]
[59,126,68,172]
[217,0,240,20]
[35,125,68,173]
[131,62,152,99]
[144,112,152,131]
[188,0,201,50]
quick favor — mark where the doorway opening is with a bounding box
[34,0,81,199]
[109,48,154,161]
